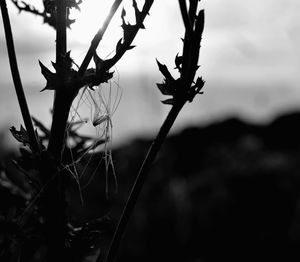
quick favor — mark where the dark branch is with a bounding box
[78,0,123,77]
[178,0,193,38]
[1,0,41,153]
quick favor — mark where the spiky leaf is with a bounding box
[156,83,173,96]
[161,98,175,105]
[156,59,174,82]
[39,61,58,91]
[10,125,30,146]
[174,53,183,72]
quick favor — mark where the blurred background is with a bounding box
[1,0,300,261]
[1,0,300,147]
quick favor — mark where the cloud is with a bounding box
[199,0,300,89]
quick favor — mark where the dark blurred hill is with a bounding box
[112,111,300,262]
[2,111,300,261]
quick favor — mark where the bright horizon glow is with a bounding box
[69,1,141,60]
[70,1,121,43]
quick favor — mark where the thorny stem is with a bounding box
[181,0,199,86]
[56,0,67,71]
[47,0,68,160]
[48,0,122,160]
[78,0,122,77]
[104,100,185,262]
[0,0,40,153]
[105,1,204,260]
[43,1,69,260]
[103,0,154,72]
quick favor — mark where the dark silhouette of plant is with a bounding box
[0,0,205,261]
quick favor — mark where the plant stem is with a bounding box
[43,1,69,260]
[47,0,68,160]
[103,0,154,72]
[56,0,67,71]
[0,0,40,153]
[104,100,186,262]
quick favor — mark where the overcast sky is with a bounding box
[1,0,300,146]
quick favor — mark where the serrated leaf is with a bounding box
[90,54,114,86]
[156,83,173,96]
[67,18,76,28]
[156,59,174,81]
[103,71,114,83]
[67,0,82,11]
[195,77,205,92]
[132,0,144,28]
[39,61,57,91]
[39,61,55,80]
[195,77,205,88]
[121,7,126,19]
[10,125,30,146]
[174,53,183,72]
[64,51,73,70]
[188,77,205,102]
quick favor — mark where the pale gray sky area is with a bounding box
[1,0,300,148]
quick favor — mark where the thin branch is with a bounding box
[78,0,123,77]
[105,2,205,260]
[188,0,198,25]
[78,0,154,90]
[11,0,42,16]
[102,0,154,72]
[0,0,40,153]
[10,0,79,29]
[104,100,186,262]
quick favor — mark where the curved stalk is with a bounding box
[1,0,40,153]
[104,101,186,262]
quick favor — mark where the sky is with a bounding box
[1,0,300,148]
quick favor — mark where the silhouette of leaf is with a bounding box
[161,98,175,105]
[156,82,173,96]
[132,0,145,29]
[66,0,82,11]
[116,38,123,52]
[10,125,30,146]
[121,7,126,18]
[92,53,114,85]
[156,59,174,82]
[174,53,183,72]
[127,45,136,50]
[39,61,58,91]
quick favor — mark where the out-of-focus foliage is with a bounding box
[11,0,82,29]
